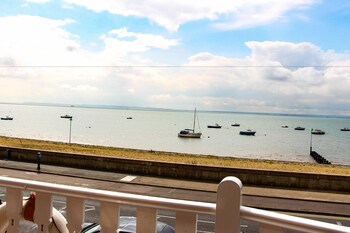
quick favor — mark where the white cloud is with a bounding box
[101,28,179,58]
[61,84,99,92]
[0,15,82,66]
[246,41,324,67]
[149,42,350,114]
[0,16,178,67]
[128,88,135,93]
[149,94,172,102]
[108,42,350,114]
[214,0,317,30]
[63,0,317,31]
[0,14,349,115]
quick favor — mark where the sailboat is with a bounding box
[178,108,202,138]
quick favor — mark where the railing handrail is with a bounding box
[1,176,349,233]
[0,176,216,214]
[241,206,350,233]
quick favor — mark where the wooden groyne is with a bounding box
[310,151,331,164]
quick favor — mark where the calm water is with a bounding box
[1,104,349,165]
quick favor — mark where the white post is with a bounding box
[34,192,53,233]
[136,207,157,233]
[66,197,85,233]
[5,188,22,233]
[100,202,120,233]
[176,211,197,233]
[215,176,243,233]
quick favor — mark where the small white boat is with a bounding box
[311,129,325,135]
[178,129,202,138]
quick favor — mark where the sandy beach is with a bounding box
[0,136,349,176]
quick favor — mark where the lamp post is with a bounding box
[61,115,73,143]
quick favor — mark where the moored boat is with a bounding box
[281,125,288,128]
[178,129,202,138]
[340,127,350,131]
[311,129,325,135]
[294,126,305,131]
[178,108,202,139]
[1,116,13,120]
[239,129,256,136]
[60,114,72,119]
[208,123,222,129]
[231,123,240,127]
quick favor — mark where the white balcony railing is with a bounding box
[0,176,349,233]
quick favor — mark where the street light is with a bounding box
[60,114,73,143]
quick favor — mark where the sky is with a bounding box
[0,0,350,115]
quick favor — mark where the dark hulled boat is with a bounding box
[239,130,256,136]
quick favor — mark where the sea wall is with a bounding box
[1,146,349,192]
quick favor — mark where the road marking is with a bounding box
[85,205,95,212]
[53,200,66,204]
[168,189,176,194]
[198,219,215,224]
[56,204,95,214]
[78,183,90,187]
[158,214,215,225]
[157,214,175,219]
[121,176,137,182]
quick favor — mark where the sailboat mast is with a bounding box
[193,108,196,132]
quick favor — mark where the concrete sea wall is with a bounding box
[1,146,349,192]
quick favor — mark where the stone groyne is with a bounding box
[1,146,349,192]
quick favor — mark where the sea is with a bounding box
[0,104,349,166]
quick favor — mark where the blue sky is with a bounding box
[1,0,350,115]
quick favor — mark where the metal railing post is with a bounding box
[36,152,41,173]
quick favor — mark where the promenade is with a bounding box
[0,159,349,217]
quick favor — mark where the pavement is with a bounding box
[0,159,349,216]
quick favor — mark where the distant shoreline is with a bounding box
[0,136,349,176]
[1,102,350,119]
